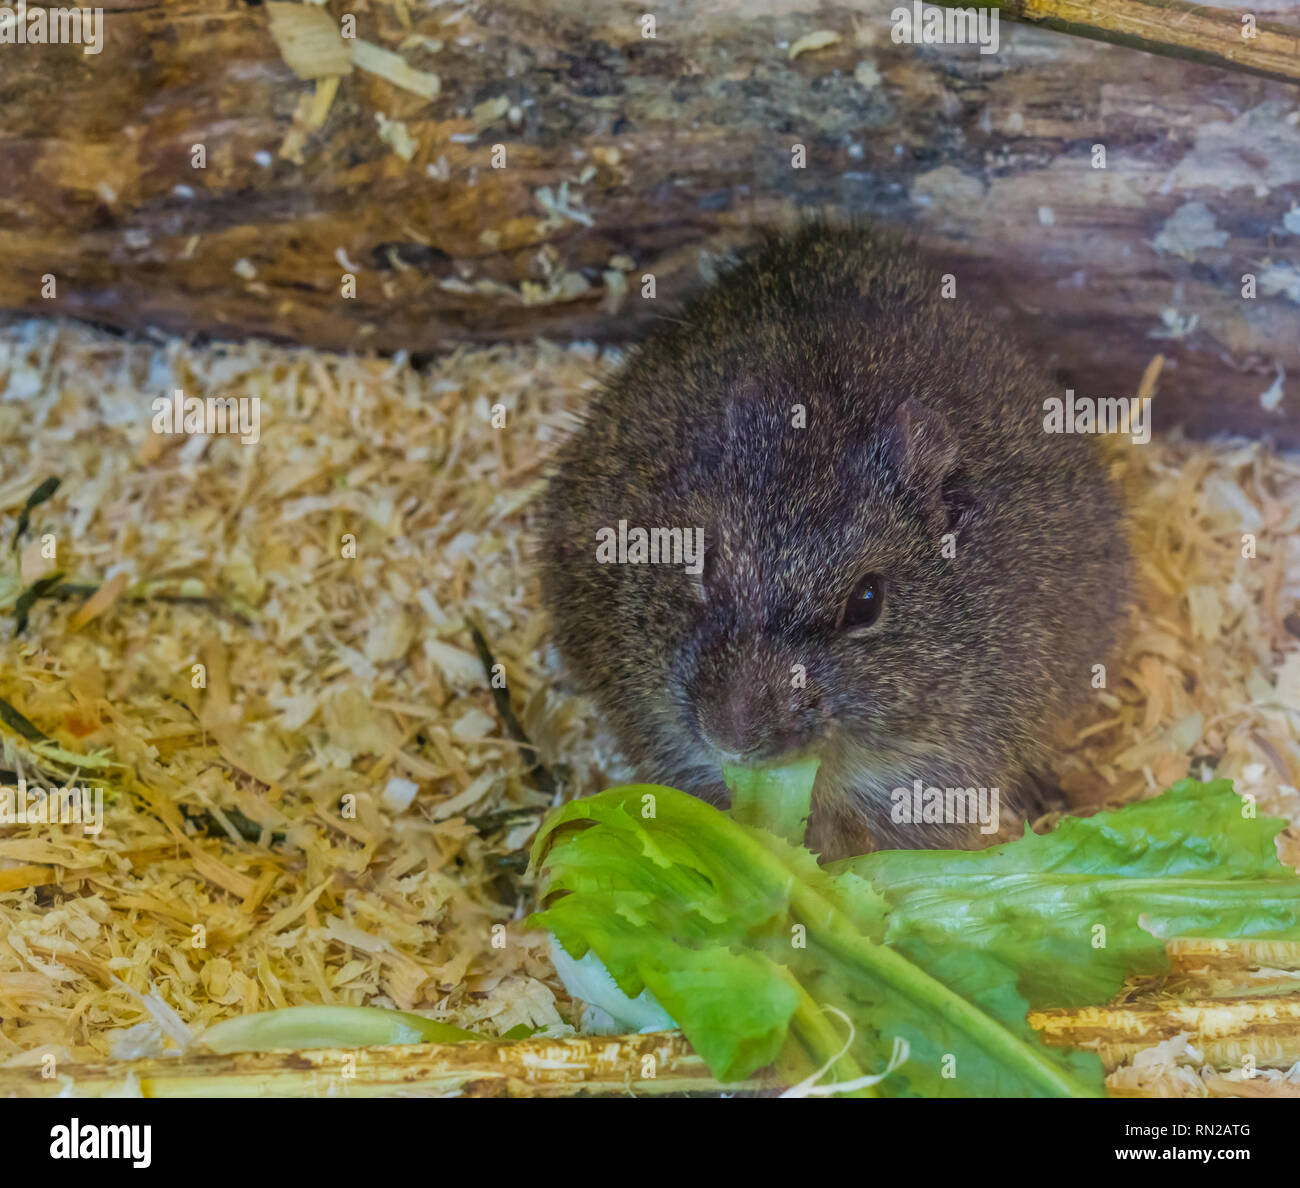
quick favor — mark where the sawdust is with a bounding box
[0,319,617,1065]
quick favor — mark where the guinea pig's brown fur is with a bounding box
[538,222,1132,860]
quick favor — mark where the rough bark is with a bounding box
[0,0,1298,440]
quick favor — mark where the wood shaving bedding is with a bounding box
[0,319,613,1064]
[0,317,1297,1097]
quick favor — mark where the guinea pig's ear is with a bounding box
[880,399,959,533]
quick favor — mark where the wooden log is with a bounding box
[0,0,1297,441]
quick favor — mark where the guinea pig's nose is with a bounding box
[697,680,814,765]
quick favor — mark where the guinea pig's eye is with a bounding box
[839,574,885,630]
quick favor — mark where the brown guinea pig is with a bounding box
[538,222,1133,860]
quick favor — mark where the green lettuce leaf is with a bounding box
[835,778,1300,1008]
[530,782,1100,1096]
[529,776,1300,1098]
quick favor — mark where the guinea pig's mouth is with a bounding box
[705,739,823,770]
[695,727,831,799]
